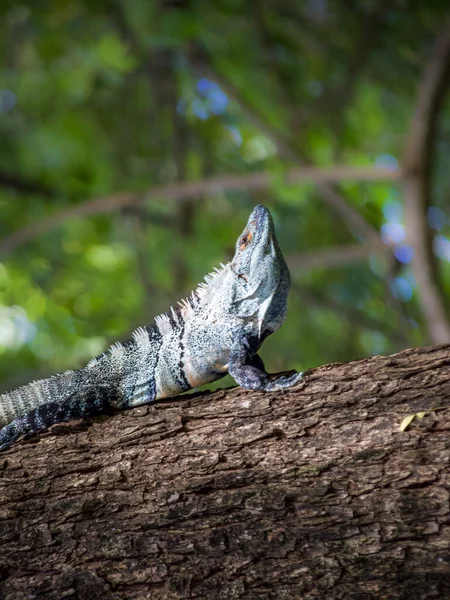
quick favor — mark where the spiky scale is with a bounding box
[0,205,302,451]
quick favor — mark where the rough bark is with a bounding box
[1,345,450,600]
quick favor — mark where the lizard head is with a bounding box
[230,204,291,336]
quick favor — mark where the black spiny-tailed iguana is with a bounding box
[0,205,302,451]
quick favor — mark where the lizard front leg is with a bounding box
[228,337,303,392]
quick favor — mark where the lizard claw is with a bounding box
[264,371,303,391]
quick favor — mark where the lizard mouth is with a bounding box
[230,262,248,282]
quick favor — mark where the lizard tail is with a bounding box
[0,382,117,451]
[0,370,78,428]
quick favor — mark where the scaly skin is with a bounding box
[0,205,302,451]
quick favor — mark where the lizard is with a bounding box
[0,204,302,451]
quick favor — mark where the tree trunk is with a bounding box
[1,345,450,599]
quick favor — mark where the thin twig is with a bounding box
[287,239,388,272]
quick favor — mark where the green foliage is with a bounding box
[0,1,449,391]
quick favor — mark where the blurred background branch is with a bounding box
[0,165,399,256]
[402,21,450,343]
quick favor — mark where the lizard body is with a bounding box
[0,205,302,451]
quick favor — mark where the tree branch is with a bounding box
[1,345,450,598]
[0,165,400,256]
[0,192,138,257]
[403,21,450,343]
[286,239,388,272]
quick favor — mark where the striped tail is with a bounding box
[0,380,118,451]
[0,371,79,427]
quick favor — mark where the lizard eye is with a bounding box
[240,231,253,250]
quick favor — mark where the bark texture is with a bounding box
[1,345,450,599]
